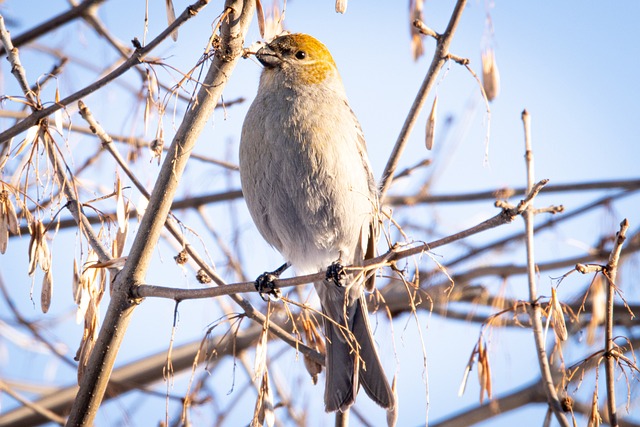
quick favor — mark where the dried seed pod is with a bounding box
[409,0,425,60]
[550,288,568,341]
[41,269,53,313]
[481,49,500,101]
[28,220,51,276]
[477,340,492,403]
[425,96,438,150]
[262,2,285,42]
[303,353,323,385]
[335,0,347,14]
[587,275,605,345]
[0,189,19,254]
[165,0,178,41]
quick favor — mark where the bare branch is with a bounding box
[603,218,629,427]
[379,0,468,200]
[0,0,213,144]
[65,1,255,424]
[520,110,570,426]
[0,0,107,56]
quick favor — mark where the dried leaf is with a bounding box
[76,250,104,323]
[587,275,605,345]
[425,96,437,150]
[76,286,90,324]
[458,364,471,397]
[0,220,7,254]
[551,288,568,341]
[75,250,104,382]
[5,193,18,235]
[28,220,51,276]
[144,96,150,136]
[54,108,64,136]
[0,140,11,171]
[477,340,492,403]
[136,194,149,219]
[72,259,81,304]
[254,325,268,381]
[301,313,324,384]
[151,120,165,164]
[409,0,425,60]
[258,371,275,427]
[15,125,39,157]
[146,68,156,100]
[89,257,128,270]
[114,222,128,259]
[256,0,265,39]
[165,0,178,41]
[76,298,98,383]
[481,49,500,101]
[41,269,53,313]
[0,189,18,254]
[410,34,424,62]
[303,354,322,385]
[115,176,126,233]
[261,2,286,42]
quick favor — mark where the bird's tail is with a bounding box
[322,293,394,412]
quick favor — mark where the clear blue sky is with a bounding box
[1,1,639,426]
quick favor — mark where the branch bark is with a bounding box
[64,1,255,425]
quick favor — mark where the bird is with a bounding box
[239,33,394,413]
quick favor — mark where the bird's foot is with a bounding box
[326,260,347,287]
[255,263,289,301]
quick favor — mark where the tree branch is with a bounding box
[64,1,255,425]
[379,0,468,201]
[603,218,629,427]
[520,110,570,426]
[0,0,212,145]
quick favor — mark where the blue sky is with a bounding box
[1,1,639,426]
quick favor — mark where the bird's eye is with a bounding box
[294,50,307,60]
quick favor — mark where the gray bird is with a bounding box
[240,33,394,413]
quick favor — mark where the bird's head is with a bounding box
[256,33,339,85]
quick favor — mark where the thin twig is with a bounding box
[134,181,551,301]
[520,110,570,426]
[0,0,213,144]
[0,380,66,426]
[0,15,40,108]
[386,178,640,205]
[76,98,318,368]
[0,323,265,427]
[603,218,629,427]
[0,0,107,56]
[379,0,467,201]
[0,10,112,264]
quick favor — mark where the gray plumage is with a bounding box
[239,34,394,412]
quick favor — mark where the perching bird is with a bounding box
[239,33,394,412]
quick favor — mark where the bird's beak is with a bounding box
[255,44,280,69]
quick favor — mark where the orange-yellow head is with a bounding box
[256,33,339,85]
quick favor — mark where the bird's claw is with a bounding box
[326,261,347,287]
[255,263,289,301]
[255,272,282,301]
